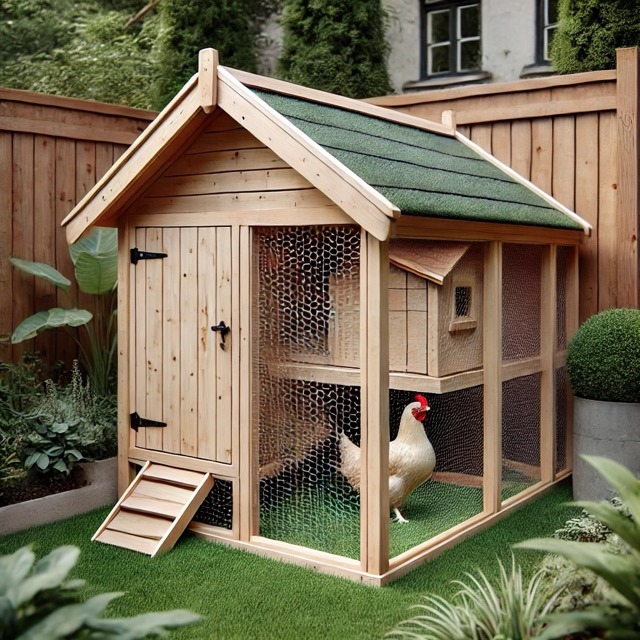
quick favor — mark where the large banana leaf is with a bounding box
[11,309,92,343]
[9,258,71,294]
[69,227,117,294]
[73,252,117,295]
[69,227,117,265]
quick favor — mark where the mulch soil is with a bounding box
[0,466,87,507]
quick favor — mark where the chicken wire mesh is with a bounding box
[501,244,543,501]
[388,386,484,559]
[502,373,542,501]
[254,225,362,559]
[555,367,568,474]
[192,479,233,529]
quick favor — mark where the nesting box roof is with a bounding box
[389,240,471,285]
[62,49,590,243]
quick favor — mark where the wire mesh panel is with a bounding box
[254,226,362,559]
[193,480,233,530]
[555,367,568,474]
[556,246,572,351]
[388,386,484,559]
[502,244,542,361]
[502,373,541,501]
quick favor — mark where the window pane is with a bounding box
[429,9,450,44]
[459,4,479,39]
[460,40,480,71]
[430,44,451,73]
[544,25,556,60]
[547,0,559,24]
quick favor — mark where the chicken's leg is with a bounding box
[393,507,409,524]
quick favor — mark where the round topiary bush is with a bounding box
[567,308,640,402]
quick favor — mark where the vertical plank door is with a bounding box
[131,226,233,464]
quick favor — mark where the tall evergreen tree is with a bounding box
[152,0,259,109]
[551,0,640,73]
[278,0,392,99]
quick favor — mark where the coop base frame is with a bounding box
[187,474,569,586]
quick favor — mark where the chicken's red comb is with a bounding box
[414,394,429,408]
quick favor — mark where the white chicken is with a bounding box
[338,394,435,523]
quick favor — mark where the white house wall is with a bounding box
[257,0,542,95]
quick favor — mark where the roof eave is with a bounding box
[455,131,592,236]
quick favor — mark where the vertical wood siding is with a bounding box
[0,89,154,366]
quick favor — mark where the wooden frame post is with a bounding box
[117,222,132,496]
[540,245,557,483]
[565,246,580,473]
[361,232,390,576]
[483,241,502,513]
[616,47,640,308]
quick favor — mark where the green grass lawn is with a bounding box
[0,480,578,640]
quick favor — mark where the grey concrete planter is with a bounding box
[0,457,117,536]
[573,397,640,501]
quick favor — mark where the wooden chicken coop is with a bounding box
[62,49,588,585]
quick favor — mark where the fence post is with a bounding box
[616,47,640,308]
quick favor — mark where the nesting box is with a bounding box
[62,50,589,584]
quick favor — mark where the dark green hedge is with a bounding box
[567,308,640,402]
[277,0,392,99]
[152,0,259,110]
[551,0,640,73]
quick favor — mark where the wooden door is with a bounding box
[131,226,233,464]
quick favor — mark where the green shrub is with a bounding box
[278,0,392,98]
[551,0,640,74]
[151,0,259,110]
[566,308,640,402]
[0,545,201,639]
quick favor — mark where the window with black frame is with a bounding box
[537,0,558,64]
[421,1,481,78]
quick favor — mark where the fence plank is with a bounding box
[12,133,34,362]
[575,114,600,321]
[0,133,12,360]
[33,135,57,362]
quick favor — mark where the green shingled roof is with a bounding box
[253,89,583,231]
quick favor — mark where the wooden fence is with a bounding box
[0,89,155,366]
[370,47,640,322]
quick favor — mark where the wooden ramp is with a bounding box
[93,462,213,557]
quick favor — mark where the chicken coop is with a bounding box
[62,50,589,585]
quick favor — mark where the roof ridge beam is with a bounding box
[225,66,455,138]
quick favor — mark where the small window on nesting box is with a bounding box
[450,281,477,332]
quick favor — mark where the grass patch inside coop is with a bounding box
[258,479,485,559]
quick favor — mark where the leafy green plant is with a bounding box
[22,410,87,476]
[387,555,563,640]
[20,362,117,474]
[0,432,20,481]
[517,455,640,638]
[0,545,201,639]
[566,308,640,402]
[11,227,118,396]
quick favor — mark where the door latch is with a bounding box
[211,321,230,349]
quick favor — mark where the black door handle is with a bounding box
[211,321,230,349]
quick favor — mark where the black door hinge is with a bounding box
[130,412,167,432]
[130,247,168,265]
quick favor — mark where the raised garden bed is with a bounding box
[0,457,116,536]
